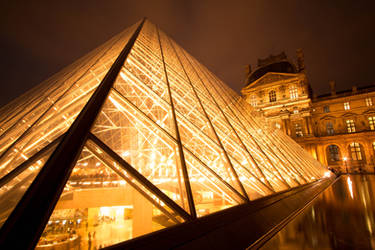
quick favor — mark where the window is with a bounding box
[293,109,299,114]
[344,102,350,110]
[289,85,298,100]
[250,95,257,107]
[349,142,362,161]
[295,123,303,137]
[269,90,276,102]
[369,117,375,130]
[326,122,334,135]
[328,145,340,162]
[323,106,330,113]
[346,119,355,133]
[366,98,373,106]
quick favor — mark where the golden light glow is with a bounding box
[347,176,354,199]
[0,20,329,249]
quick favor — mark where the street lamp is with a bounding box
[343,157,348,174]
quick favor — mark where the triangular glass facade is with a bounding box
[0,19,330,249]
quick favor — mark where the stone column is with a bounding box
[310,144,318,160]
[304,116,312,135]
[302,117,309,135]
[316,144,326,165]
[362,141,372,167]
[283,119,291,136]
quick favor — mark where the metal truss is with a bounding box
[0,18,330,249]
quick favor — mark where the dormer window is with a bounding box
[269,90,276,102]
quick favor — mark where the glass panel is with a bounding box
[113,32,175,136]
[228,156,273,200]
[159,31,217,142]
[0,25,137,179]
[183,149,243,217]
[0,23,138,151]
[157,32,245,196]
[179,47,316,186]
[91,91,190,213]
[194,64,304,186]
[176,111,244,195]
[84,139,184,223]
[37,143,180,249]
[0,143,57,228]
[172,43,287,190]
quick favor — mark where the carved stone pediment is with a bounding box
[363,108,375,115]
[341,112,357,118]
[279,109,291,115]
[320,115,336,120]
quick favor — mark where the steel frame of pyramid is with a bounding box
[0,19,330,249]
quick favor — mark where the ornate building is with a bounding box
[242,51,375,173]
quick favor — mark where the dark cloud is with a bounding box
[1,0,374,107]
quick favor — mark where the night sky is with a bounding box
[1,1,375,107]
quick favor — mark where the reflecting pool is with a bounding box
[262,175,375,249]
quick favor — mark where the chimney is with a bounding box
[329,80,336,96]
[296,49,305,72]
[352,85,357,93]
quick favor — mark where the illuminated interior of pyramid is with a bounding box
[0,19,330,249]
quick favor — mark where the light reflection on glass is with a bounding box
[0,20,330,249]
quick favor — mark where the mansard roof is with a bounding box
[247,60,297,85]
[250,72,299,88]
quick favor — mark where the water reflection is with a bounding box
[262,175,375,249]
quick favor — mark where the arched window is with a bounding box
[326,145,340,163]
[349,142,363,161]
[269,90,276,102]
[289,85,298,100]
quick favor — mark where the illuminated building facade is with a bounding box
[0,20,328,249]
[242,51,375,173]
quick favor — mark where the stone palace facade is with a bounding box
[241,51,375,173]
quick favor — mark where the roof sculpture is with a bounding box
[0,19,329,249]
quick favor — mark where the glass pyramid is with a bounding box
[0,19,330,249]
